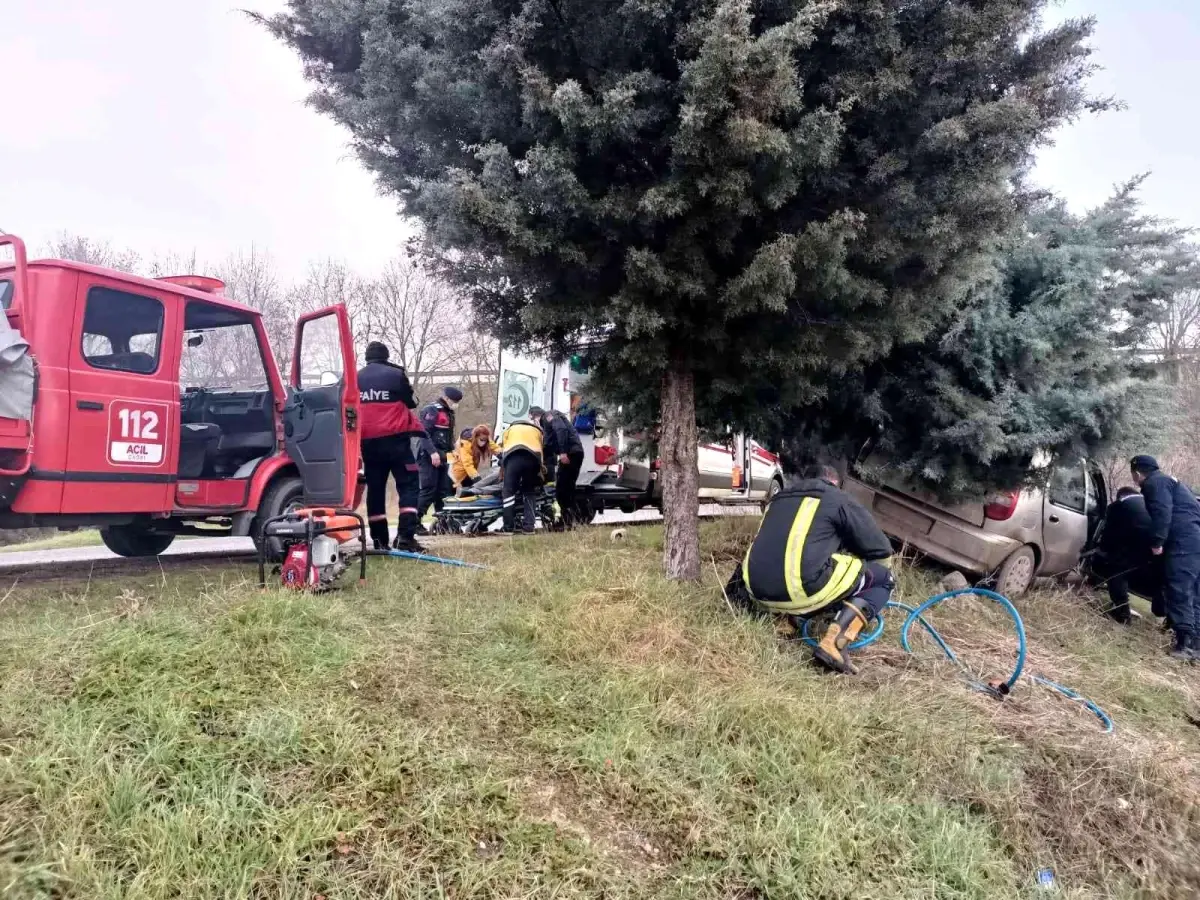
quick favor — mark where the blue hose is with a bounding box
[384,550,489,570]
[1030,675,1115,734]
[800,586,1112,733]
[900,587,1027,693]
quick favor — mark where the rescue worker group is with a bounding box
[357,341,584,550]
[358,343,1200,675]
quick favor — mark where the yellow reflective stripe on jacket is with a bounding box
[783,497,821,604]
[751,494,865,615]
[809,553,864,606]
[741,511,765,599]
[755,554,863,614]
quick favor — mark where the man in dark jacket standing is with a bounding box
[531,406,585,528]
[1132,455,1200,659]
[417,386,464,527]
[357,342,426,552]
[1092,486,1160,624]
[726,465,895,674]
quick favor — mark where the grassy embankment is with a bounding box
[1,519,1198,899]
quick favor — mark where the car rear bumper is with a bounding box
[846,481,1021,576]
[883,521,1020,576]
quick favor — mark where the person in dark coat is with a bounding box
[416,386,463,528]
[1092,486,1161,624]
[531,406,586,528]
[1131,455,1200,659]
[725,465,895,674]
[357,342,426,552]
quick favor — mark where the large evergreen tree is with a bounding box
[759,181,1199,497]
[261,0,1106,579]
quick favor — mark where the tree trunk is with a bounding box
[660,361,701,581]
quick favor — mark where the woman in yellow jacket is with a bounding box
[451,424,502,488]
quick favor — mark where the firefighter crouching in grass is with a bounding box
[726,464,895,674]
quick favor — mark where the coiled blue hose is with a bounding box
[801,586,1113,733]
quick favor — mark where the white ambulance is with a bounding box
[495,348,784,517]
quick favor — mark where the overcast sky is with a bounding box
[3,0,1197,279]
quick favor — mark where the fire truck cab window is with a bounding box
[0,280,12,310]
[81,287,164,374]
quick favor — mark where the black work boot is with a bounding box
[1168,630,1195,662]
[394,512,422,552]
[393,535,426,554]
[369,521,390,552]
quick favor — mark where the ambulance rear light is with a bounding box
[159,275,226,294]
[984,490,1020,521]
[594,444,618,467]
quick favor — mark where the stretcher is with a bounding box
[432,473,561,535]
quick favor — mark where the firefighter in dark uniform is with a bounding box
[417,385,464,527]
[500,416,545,534]
[357,342,426,552]
[1131,455,1200,659]
[727,465,895,674]
[1091,486,1161,625]
[531,406,585,528]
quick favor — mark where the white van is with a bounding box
[495,348,783,515]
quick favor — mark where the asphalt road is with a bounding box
[0,503,758,573]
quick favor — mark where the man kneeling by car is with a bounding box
[726,464,895,674]
[1091,485,1162,625]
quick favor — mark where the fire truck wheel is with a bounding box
[254,475,305,561]
[99,524,176,558]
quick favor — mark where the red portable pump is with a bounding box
[258,508,367,591]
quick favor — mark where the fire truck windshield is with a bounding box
[181,323,271,392]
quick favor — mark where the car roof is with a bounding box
[1,257,262,318]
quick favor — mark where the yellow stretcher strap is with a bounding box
[743,496,864,615]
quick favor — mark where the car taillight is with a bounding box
[594,445,617,467]
[650,458,661,472]
[984,490,1020,521]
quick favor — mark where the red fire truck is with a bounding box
[0,235,361,557]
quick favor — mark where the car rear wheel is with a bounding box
[993,546,1037,598]
[100,523,176,558]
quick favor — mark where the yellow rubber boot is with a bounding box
[812,602,868,674]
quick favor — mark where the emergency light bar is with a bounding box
[158,275,226,294]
